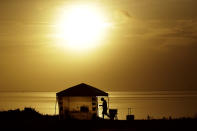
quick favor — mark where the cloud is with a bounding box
[110,9,131,26]
[118,10,131,18]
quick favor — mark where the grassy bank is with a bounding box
[0,108,197,131]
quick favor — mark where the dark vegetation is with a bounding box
[0,108,197,131]
[0,107,58,120]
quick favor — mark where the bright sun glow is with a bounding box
[56,5,109,51]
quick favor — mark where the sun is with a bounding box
[56,4,109,51]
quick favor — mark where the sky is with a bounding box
[0,0,197,92]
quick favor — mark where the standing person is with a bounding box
[99,97,109,119]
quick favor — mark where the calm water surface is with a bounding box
[0,91,197,120]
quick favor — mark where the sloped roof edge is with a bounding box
[56,83,108,96]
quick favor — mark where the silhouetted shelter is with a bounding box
[56,83,108,120]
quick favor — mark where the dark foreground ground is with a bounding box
[1,119,197,131]
[0,108,197,131]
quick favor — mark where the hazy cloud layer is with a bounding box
[0,0,197,91]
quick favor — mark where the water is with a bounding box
[0,91,197,120]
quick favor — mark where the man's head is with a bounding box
[101,97,104,101]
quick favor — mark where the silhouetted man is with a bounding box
[99,97,108,119]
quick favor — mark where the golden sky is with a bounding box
[0,0,197,91]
